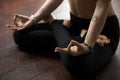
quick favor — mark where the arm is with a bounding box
[54,0,112,56]
[84,0,112,48]
[32,0,63,23]
[7,0,63,30]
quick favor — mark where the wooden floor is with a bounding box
[0,0,120,80]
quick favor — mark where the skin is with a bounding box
[7,0,113,56]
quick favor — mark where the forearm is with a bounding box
[84,0,111,48]
[32,0,63,23]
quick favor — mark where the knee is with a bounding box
[13,30,23,46]
[61,58,77,75]
[60,55,88,77]
[63,61,84,78]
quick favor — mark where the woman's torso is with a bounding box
[65,0,119,53]
[68,0,115,19]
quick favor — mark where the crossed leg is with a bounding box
[63,20,110,47]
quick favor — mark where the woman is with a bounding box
[7,0,119,79]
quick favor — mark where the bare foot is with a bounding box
[80,29,87,37]
[80,29,110,47]
[97,35,110,47]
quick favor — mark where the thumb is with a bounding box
[55,47,68,53]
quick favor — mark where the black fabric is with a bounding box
[13,23,57,52]
[69,13,120,54]
[13,14,120,79]
[51,14,120,78]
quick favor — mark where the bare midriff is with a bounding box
[69,0,115,19]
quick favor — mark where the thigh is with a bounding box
[51,20,83,47]
[51,20,72,47]
[51,20,113,77]
[13,23,56,51]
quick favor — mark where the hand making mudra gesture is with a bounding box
[6,13,54,30]
[7,13,110,56]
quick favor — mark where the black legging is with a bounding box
[13,23,57,52]
[13,14,120,78]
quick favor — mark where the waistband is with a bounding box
[70,12,118,29]
[70,12,117,22]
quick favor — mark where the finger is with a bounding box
[13,14,19,26]
[17,20,32,30]
[13,13,29,24]
[6,24,14,28]
[13,19,30,31]
[67,40,74,50]
[17,21,23,27]
[69,40,80,48]
[7,24,24,30]
[14,13,29,19]
[67,40,78,50]
[6,24,18,30]
[70,46,79,53]
[6,24,12,28]
[70,40,80,46]
[17,26,25,31]
[55,47,68,53]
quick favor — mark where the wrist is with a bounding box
[82,43,93,52]
[30,15,37,24]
